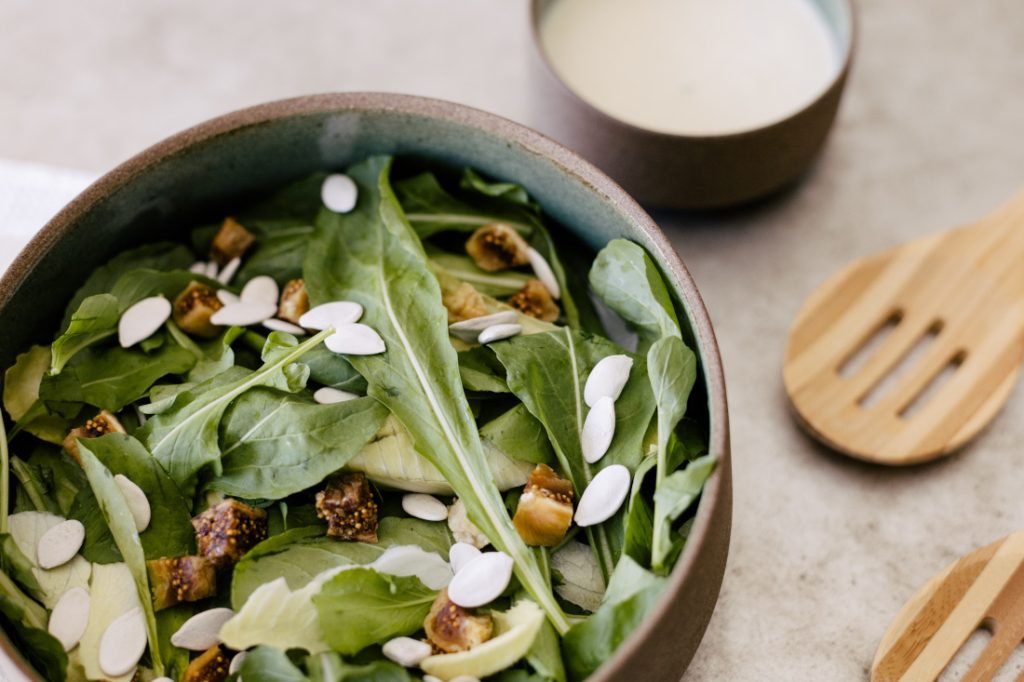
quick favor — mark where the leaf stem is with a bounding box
[0,569,46,629]
[9,457,57,515]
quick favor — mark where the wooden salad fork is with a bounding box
[873,531,1024,681]
[784,190,1024,464]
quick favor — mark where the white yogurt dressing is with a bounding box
[540,0,842,135]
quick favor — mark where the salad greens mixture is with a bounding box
[0,155,714,682]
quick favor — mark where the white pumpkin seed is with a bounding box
[263,318,307,335]
[113,474,151,533]
[449,542,482,574]
[322,173,359,213]
[216,289,240,305]
[478,323,523,345]
[99,606,147,677]
[48,586,90,651]
[37,519,85,569]
[574,464,631,527]
[313,387,360,404]
[584,354,634,408]
[402,493,449,522]
[299,301,363,330]
[325,323,386,355]
[424,676,444,682]
[451,677,483,682]
[581,396,616,464]
[170,607,235,651]
[204,260,220,279]
[448,311,519,342]
[447,551,514,608]
[217,256,242,285]
[371,545,453,590]
[229,651,247,675]
[382,636,432,667]
[153,678,175,682]
[210,301,277,327]
[118,297,172,348]
[527,247,561,300]
[240,275,279,306]
[189,261,207,274]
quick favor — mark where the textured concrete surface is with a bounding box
[2,0,1024,679]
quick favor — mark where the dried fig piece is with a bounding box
[507,279,560,322]
[424,587,493,653]
[192,499,268,568]
[147,555,217,610]
[315,472,379,542]
[513,464,574,547]
[209,217,255,266]
[465,223,530,272]
[182,645,230,682]
[443,282,489,324]
[62,410,126,464]
[173,281,223,338]
[278,278,309,324]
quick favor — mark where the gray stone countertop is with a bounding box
[2,1,1023,678]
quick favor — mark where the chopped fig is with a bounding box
[424,587,494,654]
[278,278,309,324]
[182,645,230,682]
[62,410,126,464]
[507,279,560,323]
[443,282,489,324]
[209,217,255,266]
[173,281,224,338]
[315,472,379,542]
[147,555,217,610]
[465,223,530,272]
[513,464,574,547]
[192,499,268,568]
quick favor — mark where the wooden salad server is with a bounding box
[872,531,1024,681]
[783,190,1024,464]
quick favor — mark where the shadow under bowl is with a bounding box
[0,93,731,681]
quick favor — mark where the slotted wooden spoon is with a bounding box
[873,531,1024,681]
[784,190,1024,464]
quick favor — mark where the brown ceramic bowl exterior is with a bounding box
[0,93,730,681]
[529,0,856,210]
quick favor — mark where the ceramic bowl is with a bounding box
[529,0,856,210]
[0,93,731,681]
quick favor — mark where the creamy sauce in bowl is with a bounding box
[540,0,843,136]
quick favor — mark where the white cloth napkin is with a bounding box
[0,159,96,274]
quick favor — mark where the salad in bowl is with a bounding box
[1,152,713,682]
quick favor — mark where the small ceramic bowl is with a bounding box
[0,93,731,681]
[529,0,856,210]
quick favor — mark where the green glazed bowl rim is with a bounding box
[0,92,730,681]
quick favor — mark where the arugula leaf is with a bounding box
[523,596,568,682]
[240,646,311,682]
[550,541,605,614]
[458,347,509,394]
[40,340,196,416]
[68,434,195,563]
[561,556,667,681]
[209,389,389,499]
[156,605,194,681]
[0,583,68,682]
[302,344,368,393]
[647,336,697,571]
[313,567,436,654]
[50,294,120,374]
[306,654,414,682]
[136,329,331,496]
[619,456,656,566]
[60,242,194,329]
[0,534,43,603]
[480,403,555,466]
[589,240,680,353]
[3,346,69,444]
[395,172,536,238]
[651,455,715,569]
[491,328,656,577]
[77,440,164,675]
[304,156,568,633]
